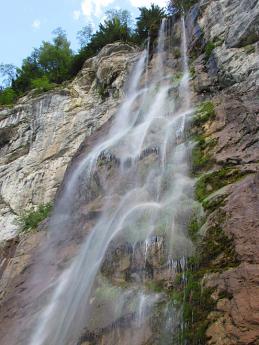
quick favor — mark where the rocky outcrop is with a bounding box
[0,43,138,241]
[186,0,259,343]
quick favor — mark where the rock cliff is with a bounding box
[0,43,138,241]
[186,0,259,343]
[0,1,258,344]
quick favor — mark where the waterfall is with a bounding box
[29,17,194,345]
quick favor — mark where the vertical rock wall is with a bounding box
[186,0,259,343]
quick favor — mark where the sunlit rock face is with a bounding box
[0,43,138,241]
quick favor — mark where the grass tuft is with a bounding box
[18,203,52,233]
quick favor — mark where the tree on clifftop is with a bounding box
[136,4,166,43]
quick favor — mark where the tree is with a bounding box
[0,87,16,105]
[71,12,133,77]
[37,28,73,83]
[167,0,198,14]
[105,9,133,29]
[31,76,56,92]
[77,24,93,47]
[0,64,17,87]
[13,50,42,94]
[136,4,166,43]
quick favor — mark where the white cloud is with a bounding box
[81,0,115,18]
[81,0,167,19]
[32,19,41,29]
[73,10,81,20]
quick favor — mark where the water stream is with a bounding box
[29,17,195,345]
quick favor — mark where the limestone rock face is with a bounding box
[0,43,138,241]
[199,0,259,47]
[187,1,259,343]
[195,0,259,91]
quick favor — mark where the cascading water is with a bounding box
[29,16,195,345]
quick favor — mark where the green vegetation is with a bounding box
[135,4,166,43]
[0,87,16,106]
[192,135,217,174]
[190,65,196,78]
[95,284,119,301]
[168,0,199,13]
[199,225,239,270]
[18,203,52,233]
[172,47,181,59]
[0,5,166,106]
[145,280,164,293]
[195,167,246,202]
[173,208,238,343]
[202,193,227,212]
[193,100,216,127]
[191,101,217,175]
[244,44,256,54]
[183,90,242,343]
[31,76,56,93]
[204,41,216,61]
[188,215,203,242]
[96,82,109,99]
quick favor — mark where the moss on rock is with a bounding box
[193,101,216,127]
[195,167,247,202]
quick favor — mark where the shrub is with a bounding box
[244,44,256,54]
[18,203,52,233]
[204,41,215,61]
[0,87,16,106]
[31,76,56,93]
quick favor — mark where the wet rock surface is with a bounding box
[0,1,258,344]
[0,43,138,241]
[187,0,259,342]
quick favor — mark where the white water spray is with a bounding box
[29,17,194,345]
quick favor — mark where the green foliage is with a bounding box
[199,224,239,269]
[0,87,16,106]
[135,4,166,43]
[95,284,119,301]
[171,72,183,85]
[71,12,134,76]
[172,47,181,59]
[169,267,216,344]
[243,44,256,54]
[105,9,133,28]
[188,216,201,242]
[168,0,198,14]
[18,203,52,233]
[204,41,215,61]
[12,29,73,95]
[0,63,17,87]
[195,168,247,202]
[31,76,56,93]
[145,280,164,293]
[96,82,109,99]
[191,135,217,174]
[3,5,166,103]
[77,24,93,47]
[193,101,216,127]
[38,28,73,83]
[202,193,227,213]
[13,51,43,94]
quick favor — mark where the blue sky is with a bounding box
[0,0,167,68]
